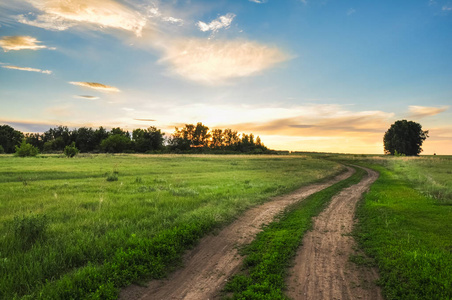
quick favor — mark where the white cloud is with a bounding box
[159,38,288,84]
[249,0,267,3]
[17,13,71,31]
[2,65,52,74]
[20,0,146,36]
[69,81,120,93]
[197,13,235,33]
[347,8,356,16]
[0,35,50,52]
[442,5,452,11]
[147,5,184,26]
[409,105,449,118]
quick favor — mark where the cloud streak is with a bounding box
[2,65,52,74]
[74,95,100,100]
[159,38,289,84]
[0,35,50,52]
[20,0,146,36]
[409,105,449,118]
[69,82,120,93]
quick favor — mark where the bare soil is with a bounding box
[119,168,355,300]
[286,166,382,300]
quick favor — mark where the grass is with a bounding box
[350,160,452,300]
[221,166,366,299]
[0,154,344,299]
[385,156,452,205]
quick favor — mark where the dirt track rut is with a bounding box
[120,168,355,300]
[286,166,382,300]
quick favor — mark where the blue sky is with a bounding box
[0,0,451,154]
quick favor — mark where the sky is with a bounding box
[0,0,451,154]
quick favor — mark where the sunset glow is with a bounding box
[1,0,451,154]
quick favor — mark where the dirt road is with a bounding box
[120,167,354,300]
[286,166,382,300]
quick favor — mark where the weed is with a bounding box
[349,254,375,267]
[106,173,118,182]
[10,214,48,251]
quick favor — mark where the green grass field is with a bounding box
[0,154,343,299]
[345,156,452,299]
[1,153,451,299]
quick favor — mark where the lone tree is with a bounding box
[383,120,429,156]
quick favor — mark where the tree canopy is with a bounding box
[383,120,428,156]
[0,123,271,155]
[0,125,24,153]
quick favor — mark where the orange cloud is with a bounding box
[0,36,50,52]
[69,81,120,93]
[20,0,146,36]
[409,105,449,118]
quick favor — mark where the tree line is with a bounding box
[0,123,271,155]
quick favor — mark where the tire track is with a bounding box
[119,167,355,300]
[286,166,382,300]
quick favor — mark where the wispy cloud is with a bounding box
[442,5,452,11]
[409,105,449,118]
[19,0,146,36]
[74,95,100,100]
[159,38,289,84]
[347,8,356,16]
[134,118,156,121]
[147,5,184,26]
[226,110,393,137]
[0,35,51,52]
[196,13,235,33]
[2,65,52,74]
[69,82,120,93]
[249,0,267,3]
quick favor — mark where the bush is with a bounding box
[64,142,79,158]
[0,145,4,154]
[15,140,39,157]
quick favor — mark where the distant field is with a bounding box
[0,154,343,299]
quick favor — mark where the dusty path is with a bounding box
[119,167,355,300]
[286,166,382,300]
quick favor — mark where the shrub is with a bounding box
[106,173,118,182]
[15,140,39,157]
[0,145,4,154]
[64,142,79,158]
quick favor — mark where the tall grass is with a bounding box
[353,164,452,299]
[0,154,343,299]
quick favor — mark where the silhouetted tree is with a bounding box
[0,125,24,153]
[210,129,224,149]
[223,129,240,148]
[42,126,73,152]
[93,127,109,151]
[132,127,164,152]
[111,127,130,138]
[73,127,95,152]
[101,134,131,153]
[384,120,429,156]
[25,133,44,151]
